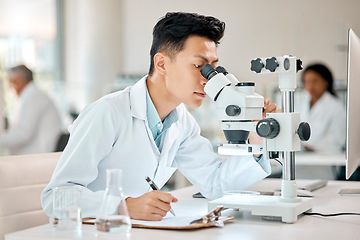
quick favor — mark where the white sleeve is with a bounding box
[174,114,271,199]
[312,102,346,152]
[329,103,346,149]
[41,100,119,218]
[0,94,43,148]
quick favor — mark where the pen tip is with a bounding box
[145,176,150,182]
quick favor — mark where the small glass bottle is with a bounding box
[95,169,131,233]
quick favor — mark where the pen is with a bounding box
[145,176,176,216]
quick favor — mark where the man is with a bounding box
[0,65,62,155]
[42,12,276,221]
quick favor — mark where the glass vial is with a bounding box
[95,169,131,233]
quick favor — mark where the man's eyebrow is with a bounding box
[194,54,219,63]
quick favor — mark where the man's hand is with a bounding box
[249,97,281,158]
[262,97,279,119]
[303,145,314,152]
[125,191,178,221]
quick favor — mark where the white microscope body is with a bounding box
[202,55,312,223]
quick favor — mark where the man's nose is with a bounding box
[201,76,209,86]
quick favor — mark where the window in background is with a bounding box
[0,0,64,154]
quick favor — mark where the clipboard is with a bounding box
[131,216,234,230]
[83,206,234,230]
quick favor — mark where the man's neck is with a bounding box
[17,81,31,97]
[146,74,179,121]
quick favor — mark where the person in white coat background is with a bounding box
[296,63,346,180]
[0,65,62,155]
[298,63,346,153]
[41,12,278,221]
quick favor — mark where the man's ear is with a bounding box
[153,52,167,76]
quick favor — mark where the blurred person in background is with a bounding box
[295,63,347,180]
[298,63,346,153]
[0,65,62,155]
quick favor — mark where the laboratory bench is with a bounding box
[5,179,360,240]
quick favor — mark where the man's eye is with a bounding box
[194,64,202,68]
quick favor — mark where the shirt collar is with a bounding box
[145,81,178,138]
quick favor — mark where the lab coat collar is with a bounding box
[129,75,180,159]
[19,82,35,101]
[129,76,179,125]
[129,76,148,120]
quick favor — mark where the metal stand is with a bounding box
[208,71,313,223]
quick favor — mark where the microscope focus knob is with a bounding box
[225,105,241,116]
[296,59,303,72]
[250,58,264,73]
[256,118,280,139]
[265,57,279,72]
[297,122,311,141]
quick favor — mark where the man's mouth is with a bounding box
[194,91,206,98]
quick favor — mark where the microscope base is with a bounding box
[208,194,313,223]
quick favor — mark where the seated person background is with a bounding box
[295,63,346,180]
[0,65,62,155]
[297,63,346,153]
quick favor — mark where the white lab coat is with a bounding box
[0,82,61,155]
[41,77,271,218]
[295,91,346,180]
[297,91,346,153]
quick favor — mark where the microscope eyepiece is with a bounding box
[215,66,228,75]
[201,64,218,80]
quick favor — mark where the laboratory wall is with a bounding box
[0,78,4,136]
[63,0,360,111]
[63,0,124,111]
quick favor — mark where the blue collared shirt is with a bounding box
[146,85,178,149]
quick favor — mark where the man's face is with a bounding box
[162,35,218,108]
[8,72,27,96]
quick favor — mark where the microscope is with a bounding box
[202,55,312,223]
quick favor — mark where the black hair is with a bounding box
[8,64,33,82]
[148,12,225,76]
[302,63,337,97]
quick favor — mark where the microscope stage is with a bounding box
[208,194,313,223]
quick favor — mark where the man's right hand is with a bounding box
[125,190,178,221]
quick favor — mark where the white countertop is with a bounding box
[6,179,360,240]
